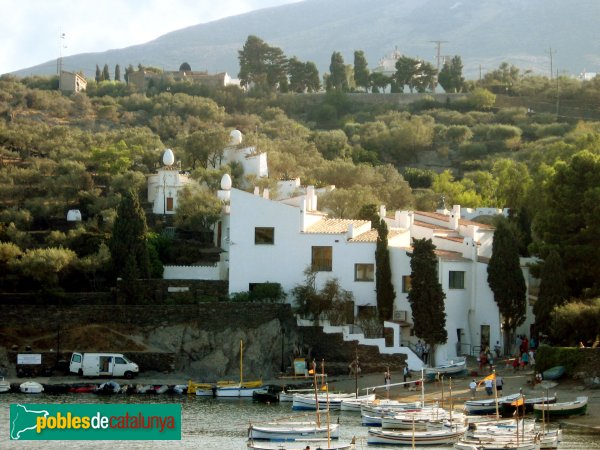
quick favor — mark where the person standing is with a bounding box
[403,365,409,387]
[422,342,430,365]
[484,378,494,396]
[496,375,503,393]
[384,368,392,398]
[469,379,477,399]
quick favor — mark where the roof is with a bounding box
[305,218,370,234]
[349,229,404,243]
[415,210,495,230]
[437,235,465,243]
[434,249,470,262]
[413,220,448,231]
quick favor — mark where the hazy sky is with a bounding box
[0,0,301,74]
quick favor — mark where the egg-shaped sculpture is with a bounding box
[163,148,175,166]
[229,129,243,145]
[221,173,232,190]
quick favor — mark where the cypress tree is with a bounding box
[102,64,110,81]
[115,64,121,82]
[533,249,569,338]
[487,219,526,353]
[95,64,102,82]
[108,189,150,281]
[407,238,447,359]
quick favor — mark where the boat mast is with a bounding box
[240,340,243,385]
[312,359,321,428]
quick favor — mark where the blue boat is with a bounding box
[542,366,565,380]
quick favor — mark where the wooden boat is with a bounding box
[360,400,422,415]
[19,381,44,394]
[368,424,468,445]
[454,440,540,450]
[172,384,187,394]
[425,357,467,376]
[464,393,521,415]
[541,366,565,381]
[216,340,264,397]
[253,385,283,403]
[533,396,588,418]
[292,392,354,411]
[501,395,556,415]
[247,438,354,450]
[248,421,339,441]
[339,393,377,412]
[380,407,451,430]
[279,388,314,402]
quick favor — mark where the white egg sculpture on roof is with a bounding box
[221,173,232,190]
[229,129,243,145]
[163,148,175,166]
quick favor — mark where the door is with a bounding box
[456,329,463,355]
[480,325,490,351]
[69,353,82,374]
[99,356,114,375]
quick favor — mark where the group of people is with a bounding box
[510,334,536,371]
[469,374,504,398]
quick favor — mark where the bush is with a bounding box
[535,345,584,375]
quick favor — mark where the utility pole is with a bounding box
[546,47,557,79]
[57,30,66,91]
[430,40,448,71]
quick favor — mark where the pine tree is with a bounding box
[108,189,150,281]
[533,249,569,337]
[487,219,526,352]
[407,238,447,359]
[115,64,121,82]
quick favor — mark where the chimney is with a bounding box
[306,186,315,211]
[379,205,386,219]
[450,205,460,230]
[396,211,411,229]
[262,188,270,200]
[347,223,355,240]
[253,186,260,196]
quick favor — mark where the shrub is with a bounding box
[535,345,584,376]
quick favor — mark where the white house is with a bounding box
[147,149,194,215]
[209,130,268,182]
[215,179,537,365]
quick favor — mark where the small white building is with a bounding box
[147,149,193,215]
[209,130,268,182]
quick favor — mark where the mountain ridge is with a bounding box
[11,0,600,80]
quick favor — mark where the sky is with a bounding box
[0,0,301,74]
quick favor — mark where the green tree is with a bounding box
[353,50,370,92]
[369,72,391,93]
[438,55,464,93]
[238,35,287,91]
[174,185,222,240]
[487,219,526,353]
[407,238,447,359]
[95,64,102,82]
[532,150,600,296]
[288,57,320,93]
[358,204,395,322]
[327,51,348,92]
[533,249,569,338]
[124,64,134,84]
[10,247,76,287]
[115,64,121,82]
[181,127,230,169]
[108,189,150,280]
[102,64,110,81]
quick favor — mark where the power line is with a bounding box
[430,40,448,71]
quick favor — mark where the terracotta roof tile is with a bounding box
[305,218,370,234]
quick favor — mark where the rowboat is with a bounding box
[19,381,44,394]
[454,440,540,450]
[368,424,467,445]
[247,438,355,450]
[279,388,314,402]
[464,393,521,415]
[248,421,339,441]
[338,393,377,412]
[425,357,467,376]
[380,407,452,430]
[360,400,422,416]
[541,366,565,381]
[533,396,588,418]
[292,392,354,411]
[500,395,556,415]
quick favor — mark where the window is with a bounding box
[166,197,174,211]
[72,354,81,363]
[115,357,126,364]
[449,270,465,289]
[354,263,374,281]
[402,275,412,293]
[311,246,332,271]
[255,227,275,244]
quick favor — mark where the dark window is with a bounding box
[255,227,275,244]
[402,275,412,293]
[311,246,332,271]
[355,263,374,281]
[449,270,465,289]
[166,197,174,211]
[115,357,126,364]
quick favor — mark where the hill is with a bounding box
[11,0,600,80]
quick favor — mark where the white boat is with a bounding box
[380,406,451,429]
[339,393,377,412]
[368,424,468,445]
[248,421,339,441]
[533,396,588,418]
[454,440,540,450]
[216,340,263,397]
[360,400,422,415]
[464,393,521,415]
[292,393,354,411]
[20,381,44,394]
[0,377,11,393]
[279,388,314,402]
[247,438,354,450]
[425,357,467,376]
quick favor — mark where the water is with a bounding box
[1,393,599,450]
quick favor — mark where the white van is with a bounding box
[69,352,139,378]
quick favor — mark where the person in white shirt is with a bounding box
[469,379,477,398]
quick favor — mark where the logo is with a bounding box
[10,404,181,440]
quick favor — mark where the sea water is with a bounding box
[1,393,598,449]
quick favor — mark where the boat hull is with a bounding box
[533,396,588,418]
[19,381,44,394]
[248,422,339,441]
[368,426,467,445]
